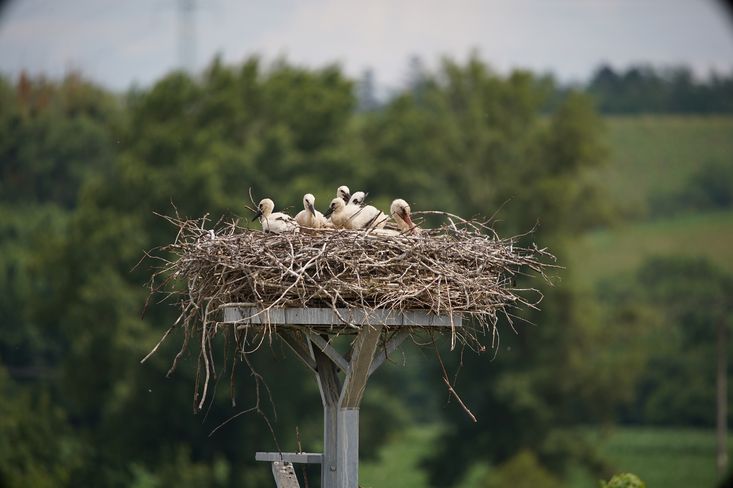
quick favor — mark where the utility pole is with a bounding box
[177,0,196,73]
[717,315,728,476]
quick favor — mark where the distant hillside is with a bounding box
[571,116,733,286]
[594,116,733,218]
[570,209,733,288]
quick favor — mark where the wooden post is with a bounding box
[337,325,382,487]
[311,344,341,488]
[717,316,728,476]
[338,408,360,488]
[230,307,462,488]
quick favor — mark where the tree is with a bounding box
[358,56,624,485]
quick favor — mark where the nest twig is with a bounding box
[142,211,556,411]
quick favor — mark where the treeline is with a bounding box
[0,56,730,487]
[358,62,733,114]
[585,64,733,114]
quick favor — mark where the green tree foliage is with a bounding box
[600,472,646,488]
[480,450,562,488]
[0,366,83,488]
[602,256,733,426]
[0,55,629,487]
[649,160,733,217]
[410,58,625,486]
[0,72,123,207]
[587,64,733,114]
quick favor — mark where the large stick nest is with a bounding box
[143,212,556,411]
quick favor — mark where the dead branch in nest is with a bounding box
[142,211,557,411]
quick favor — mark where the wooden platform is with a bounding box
[222,306,462,332]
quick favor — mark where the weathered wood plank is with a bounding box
[340,326,383,409]
[225,307,462,328]
[255,452,323,464]
[271,461,300,488]
[338,408,359,488]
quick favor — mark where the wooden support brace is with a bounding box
[369,329,410,377]
[340,325,383,409]
[305,331,351,374]
[278,330,318,374]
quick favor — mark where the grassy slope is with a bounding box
[595,116,733,215]
[570,427,731,488]
[566,118,733,487]
[361,426,731,488]
[569,208,733,288]
[360,425,441,488]
[570,116,733,287]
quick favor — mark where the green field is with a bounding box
[360,425,441,488]
[568,208,733,288]
[361,425,731,488]
[570,116,733,289]
[595,116,733,216]
[574,427,730,488]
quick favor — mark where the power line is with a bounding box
[178,0,196,72]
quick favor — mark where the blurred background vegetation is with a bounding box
[1,55,732,487]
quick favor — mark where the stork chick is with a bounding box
[336,185,351,203]
[323,197,351,229]
[348,202,388,230]
[295,193,326,229]
[349,191,368,207]
[391,199,420,235]
[252,198,298,233]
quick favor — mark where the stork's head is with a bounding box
[303,193,316,217]
[390,199,413,229]
[324,197,345,218]
[337,185,351,203]
[349,191,367,206]
[253,198,274,221]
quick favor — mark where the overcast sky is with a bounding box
[1,0,732,91]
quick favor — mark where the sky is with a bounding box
[0,0,732,91]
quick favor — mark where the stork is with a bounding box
[295,193,327,229]
[349,191,368,207]
[336,185,351,203]
[252,198,298,233]
[391,199,420,235]
[323,197,351,229]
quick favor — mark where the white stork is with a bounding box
[252,198,298,233]
[295,193,327,229]
[391,199,420,235]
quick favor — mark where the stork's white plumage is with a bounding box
[349,191,367,207]
[336,185,351,203]
[323,197,351,229]
[391,199,420,235]
[348,204,388,230]
[324,197,386,230]
[253,198,298,233]
[295,193,327,229]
